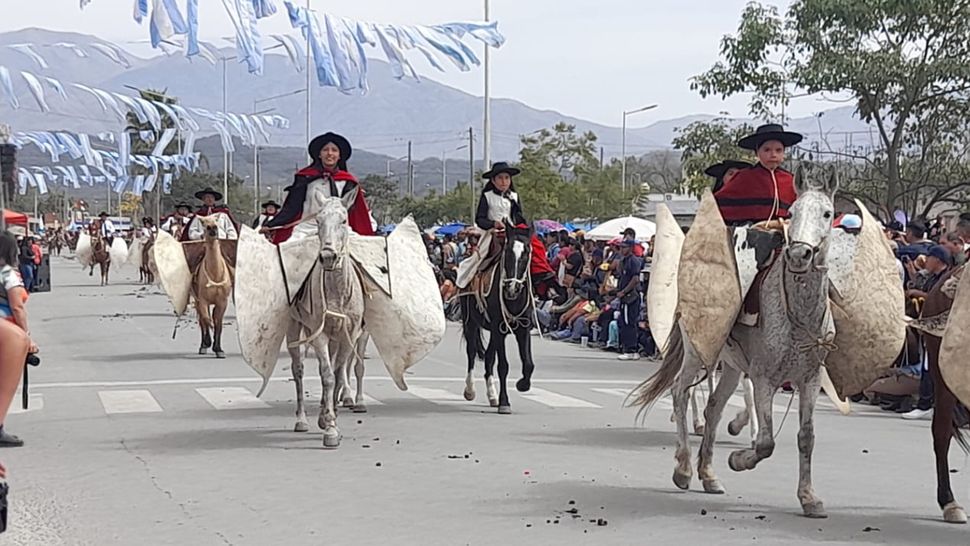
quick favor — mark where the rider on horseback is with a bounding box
[181,188,239,241]
[455,162,564,302]
[161,202,192,236]
[96,212,116,247]
[714,124,803,226]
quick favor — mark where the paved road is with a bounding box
[3,256,969,545]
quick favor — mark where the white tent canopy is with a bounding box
[585,216,657,241]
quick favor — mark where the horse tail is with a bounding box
[626,324,685,421]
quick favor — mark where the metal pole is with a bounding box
[406,140,413,197]
[600,146,605,170]
[442,151,447,194]
[253,101,259,216]
[222,57,229,206]
[621,111,627,193]
[386,160,391,178]
[305,0,312,151]
[483,0,492,169]
[468,127,475,219]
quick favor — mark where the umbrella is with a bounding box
[585,216,657,242]
[2,209,28,226]
[534,219,565,233]
[435,222,467,237]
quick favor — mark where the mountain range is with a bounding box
[1,28,876,193]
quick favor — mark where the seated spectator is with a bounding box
[0,231,34,447]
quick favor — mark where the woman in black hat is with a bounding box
[161,202,192,236]
[704,160,753,193]
[263,132,374,243]
[455,162,562,301]
[713,123,803,226]
[251,200,281,230]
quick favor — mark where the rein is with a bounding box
[496,238,534,335]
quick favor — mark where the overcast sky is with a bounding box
[0,0,840,128]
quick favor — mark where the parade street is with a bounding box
[3,258,968,546]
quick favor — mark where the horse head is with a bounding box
[501,220,533,300]
[315,197,349,270]
[787,166,838,274]
[200,215,222,241]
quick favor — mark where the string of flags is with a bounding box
[74,0,505,92]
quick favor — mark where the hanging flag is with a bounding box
[8,44,49,69]
[90,43,132,68]
[162,172,174,194]
[44,77,70,101]
[20,71,51,112]
[152,128,177,156]
[0,67,18,109]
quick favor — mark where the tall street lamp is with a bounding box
[621,104,658,193]
[252,89,306,215]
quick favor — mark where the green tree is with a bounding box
[163,171,254,225]
[692,0,970,218]
[672,117,756,196]
[124,88,182,221]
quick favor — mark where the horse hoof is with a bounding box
[702,479,725,495]
[515,377,531,393]
[322,430,341,449]
[352,404,368,414]
[672,470,692,490]
[294,421,309,433]
[727,420,743,436]
[198,348,208,355]
[728,451,746,472]
[488,397,499,408]
[215,351,225,359]
[943,502,968,524]
[692,424,706,436]
[801,500,828,519]
[497,405,512,415]
[342,398,355,408]
[463,388,476,401]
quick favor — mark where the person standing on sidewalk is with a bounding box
[616,240,644,361]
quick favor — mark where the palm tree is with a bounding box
[124,88,182,221]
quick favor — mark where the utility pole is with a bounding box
[406,140,413,197]
[222,57,229,208]
[600,146,605,170]
[441,151,447,194]
[483,0,492,170]
[468,127,475,218]
[305,0,312,153]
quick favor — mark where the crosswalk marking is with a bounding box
[405,386,466,405]
[8,394,44,415]
[98,390,162,414]
[520,387,601,409]
[306,386,385,406]
[196,387,270,410]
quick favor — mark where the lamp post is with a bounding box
[621,104,658,193]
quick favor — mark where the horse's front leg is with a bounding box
[494,329,511,414]
[352,332,368,413]
[461,298,480,401]
[514,325,534,393]
[793,372,826,518]
[211,299,227,358]
[929,338,968,523]
[197,302,213,355]
[484,334,499,408]
[313,335,340,448]
[728,378,775,472]
[287,321,309,432]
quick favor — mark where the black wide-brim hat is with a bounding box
[308,132,352,162]
[175,202,191,210]
[704,160,754,179]
[261,200,281,209]
[737,124,803,151]
[482,161,521,179]
[194,187,223,201]
[98,211,109,217]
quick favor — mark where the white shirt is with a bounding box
[100,219,116,237]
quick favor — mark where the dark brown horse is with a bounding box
[87,220,112,286]
[917,266,968,524]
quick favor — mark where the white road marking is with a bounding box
[24,376,644,390]
[305,386,385,406]
[196,387,270,410]
[520,388,601,409]
[405,386,466,405]
[8,394,44,415]
[98,390,162,414]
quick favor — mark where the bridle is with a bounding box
[497,233,534,334]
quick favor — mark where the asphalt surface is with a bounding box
[2,255,969,545]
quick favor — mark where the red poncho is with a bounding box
[269,166,374,244]
[714,164,796,225]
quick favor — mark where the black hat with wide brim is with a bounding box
[737,124,803,151]
[704,160,754,179]
[175,202,192,210]
[194,187,223,201]
[482,161,521,179]
[308,132,352,162]
[261,200,281,210]
[98,211,109,217]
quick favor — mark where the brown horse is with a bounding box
[190,216,234,358]
[138,238,156,284]
[49,231,65,257]
[914,266,968,524]
[87,221,112,286]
